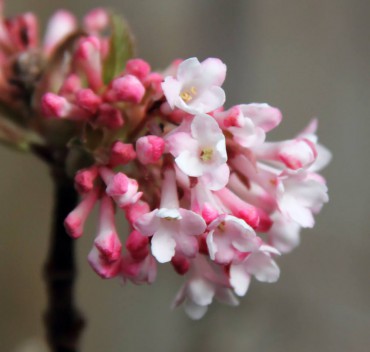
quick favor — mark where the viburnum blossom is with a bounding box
[0,3,331,320]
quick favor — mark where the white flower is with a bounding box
[166,114,229,190]
[173,256,238,319]
[230,245,280,297]
[134,168,206,263]
[162,57,226,114]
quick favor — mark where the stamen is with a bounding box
[200,148,213,162]
[180,86,197,103]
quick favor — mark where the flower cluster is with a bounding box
[60,55,330,318]
[0,4,330,319]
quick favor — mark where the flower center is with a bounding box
[217,221,226,232]
[180,86,197,103]
[200,147,214,162]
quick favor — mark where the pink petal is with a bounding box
[240,103,282,132]
[134,210,160,236]
[179,209,207,236]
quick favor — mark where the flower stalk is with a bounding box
[43,167,84,352]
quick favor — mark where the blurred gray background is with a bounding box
[1,1,369,351]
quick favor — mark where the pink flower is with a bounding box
[166,113,229,190]
[134,168,206,263]
[162,57,226,114]
[215,103,282,148]
[136,135,165,165]
[206,214,261,264]
[277,171,329,228]
[99,167,142,208]
[230,245,280,297]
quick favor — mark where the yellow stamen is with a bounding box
[218,221,226,232]
[180,86,197,103]
[200,148,213,162]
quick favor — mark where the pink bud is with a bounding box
[95,104,124,129]
[99,167,142,208]
[74,166,98,194]
[143,73,163,97]
[121,254,157,284]
[109,141,136,167]
[171,254,190,275]
[88,246,121,279]
[255,208,273,232]
[125,201,150,224]
[125,59,151,80]
[278,139,317,170]
[126,230,149,261]
[6,13,39,50]
[111,75,145,103]
[105,173,129,196]
[201,203,219,224]
[64,189,98,238]
[58,74,82,96]
[94,194,122,262]
[76,88,102,114]
[41,93,89,120]
[136,135,165,164]
[75,36,103,91]
[83,8,109,33]
[215,188,260,229]
[42,93,68,118]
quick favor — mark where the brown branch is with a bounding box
[43,170,85,352]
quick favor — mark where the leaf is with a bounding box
[103,13,135,84]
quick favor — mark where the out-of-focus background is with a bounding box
[1,1,369,351]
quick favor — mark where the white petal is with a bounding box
[166,132,198,157]
[161,77,182,109]
[190,86,225,114]
[201,164,230,191]
[230,264,251,296]
[156,208,182,219]
[240,103,282,132]
[177,57,201,82]
[200,58,227,86]
[215,288,239,306]
[191,113,223,145]
[151,229,176,263]
[184,301,208,320]
[175,150,204,177]
[188,278,215,306]
[206,231,217,260]
[246,252,280,283]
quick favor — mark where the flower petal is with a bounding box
[230,264,251,296]
[134,210,160,236]
[151,229,176,263]
[184,301,208,320]
[200,57,227,86]
[246,252,280,283]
